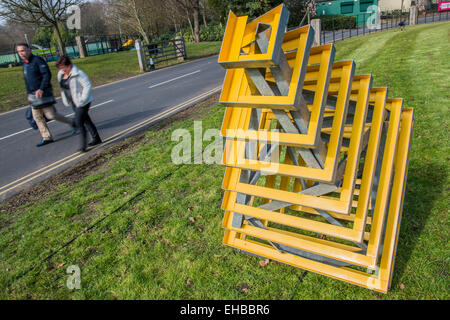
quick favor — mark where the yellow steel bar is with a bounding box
[222,210,361,253]
[224,213,372,266]
[225,180,349,213]
[218,12,248,67]
[365,98,403,260]
[223,234,383,292]
[278,148,294,214]
[225,197,361,242]
[332,88,386,241]
[305,44,334,148]
[382,107,414,290]
[223,212,376,268]
[333,75,371,209]
[292,205,373,225]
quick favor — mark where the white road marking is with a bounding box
[0,127,33,141]
[0,99,114,142]
[148,70,201,88]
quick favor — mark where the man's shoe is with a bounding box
[78,147,87,153]
[88,138,102,147]
[36,139,54,147]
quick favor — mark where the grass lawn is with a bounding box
[0,22,449,299]
[0,41,221,113]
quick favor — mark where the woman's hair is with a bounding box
[56,55,72,67]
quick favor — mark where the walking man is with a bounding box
[16,43,75,147]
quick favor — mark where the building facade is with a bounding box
[316,0,379,16]
[316,0,443,16]
[377,0,439,12]
[316,0,438,15]
[378,0,412,12]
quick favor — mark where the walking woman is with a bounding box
[56,56,102,152]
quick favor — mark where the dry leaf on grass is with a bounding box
[239,282,249,294]
[259,259,269,267]
[259,259,270,267]
[189,217,195,223]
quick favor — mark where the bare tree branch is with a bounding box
[0,0,84,53]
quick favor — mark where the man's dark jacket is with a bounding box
[22,54,55,107]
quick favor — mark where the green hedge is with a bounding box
[320,15,357,31]
[182,24,225,43]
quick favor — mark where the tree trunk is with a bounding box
[53,23,66,55]
[185,8,194,39]
[131,0,150,44]
[192,2,200,43]
[201,1,207,27]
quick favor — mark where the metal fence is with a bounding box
[319,9,450,45]
[0,33,140,68]
[144,37,187,70]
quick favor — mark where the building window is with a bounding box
[360,0,374,12]
[341,2,354,14]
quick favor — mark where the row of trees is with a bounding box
[0,0,310,54]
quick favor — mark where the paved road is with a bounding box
[0,55,225,201]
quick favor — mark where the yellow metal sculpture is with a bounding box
[218,4,414,293]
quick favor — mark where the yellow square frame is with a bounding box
[221,94,402,254]
[220,42,334,148]
[222,88,402,249]
[222,60,355,184]
[218,4,290,69]
[221,98,404,268]
[220,107,414,293]
[222,75,373,215]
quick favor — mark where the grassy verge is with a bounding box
[0,22,449,299]
[0,41,221,113]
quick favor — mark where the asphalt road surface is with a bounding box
[0,55,225,201]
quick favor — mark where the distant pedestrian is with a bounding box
[398,20,407,31]
[56,56,102,152]
[17,43,75,147]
